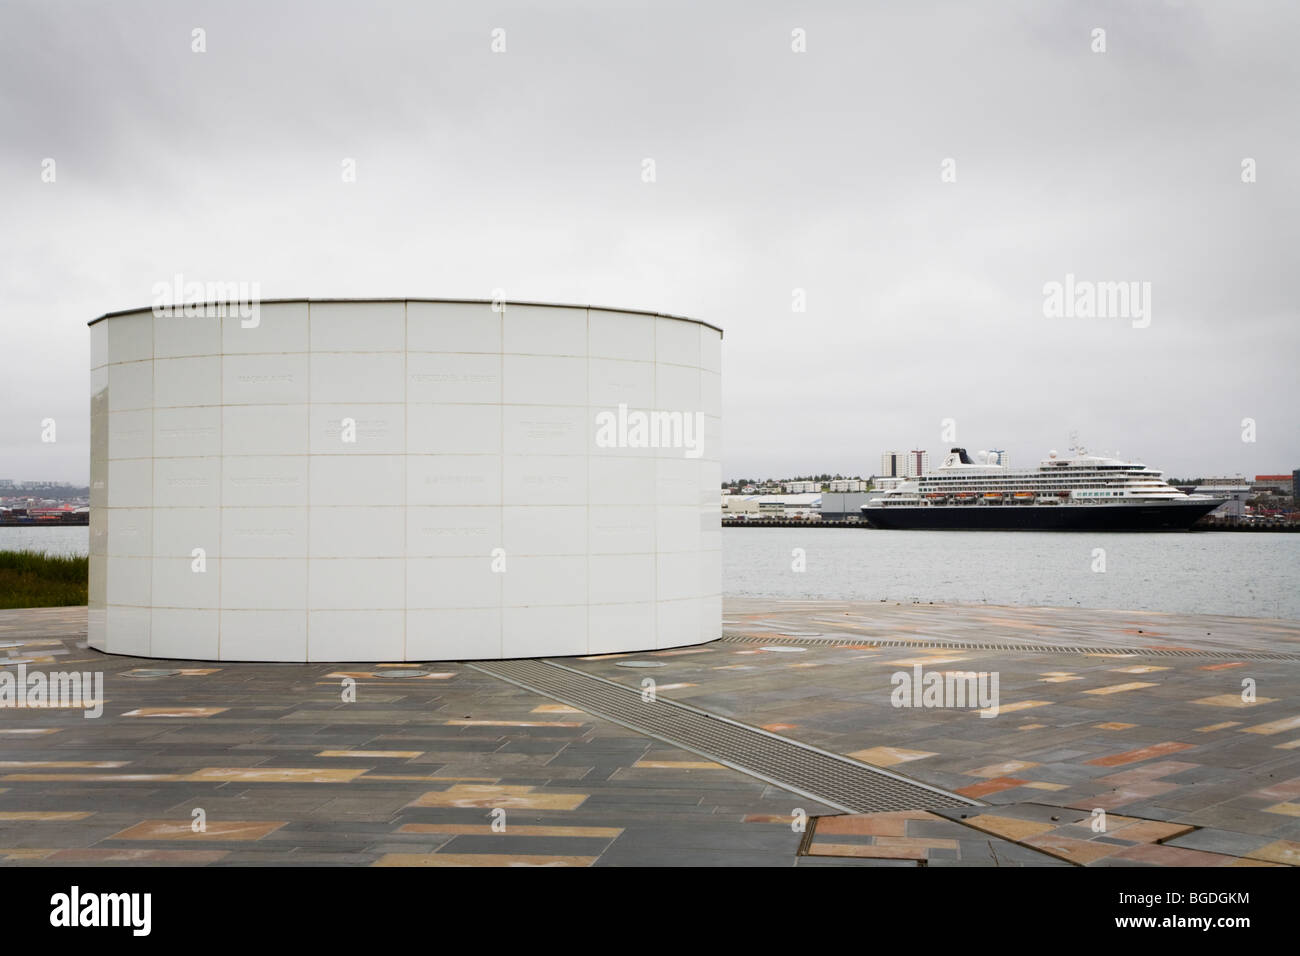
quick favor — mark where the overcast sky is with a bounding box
[2,0,1296,483]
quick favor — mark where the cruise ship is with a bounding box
[862,448,1223,531]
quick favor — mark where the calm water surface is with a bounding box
[724,528,1300,621]
[5,526,1296,620]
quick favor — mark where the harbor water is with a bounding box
[5,525,1297,621]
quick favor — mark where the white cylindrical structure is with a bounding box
[88,299,722,661]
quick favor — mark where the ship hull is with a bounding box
[862,500,1221,531]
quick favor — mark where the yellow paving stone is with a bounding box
[0,728,60,735]
[531,704,582,714]
[966,760,1040,778]
[980,700,1051,716]
[886,656,967,667]
[874,836,960,850]
[188,767,366,783]
[1228,858,1283,867]
[1196,721,1243,732]
[633,760,726,770]
[1023,782,1069,791]
[0,849,56,860]
[1018,724,1047,730]
[1274,739,1300,750]
[807,842,926,860]
[1193,695,1278,708]
[315,750,422,759]
[1082,682,1159,695]
[110,819,286,841]
[1094,722,1137,730]
[1244,841,1300,865]
[444,719,584,728]
[397,824,622,838]
[0,811,93,821]
[1262,802,1300,817]
[1111,665,1171,674]
[359,774,498,782]
[1039,673,1083,683]
[846,746,937,767]
[962,814,1057,841]
[375,853,596,867]
[1242,715,1300,736]
[122,706,227,718]
[408,784,588,811]
[2,773,187,782]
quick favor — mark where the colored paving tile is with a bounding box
[121,706,228,718]
[980,700,1051,716]
[1241,715,1300,735]
[1081,682,1159,695]
[1085,742,1195,767]
[956,777,1028,799]
[408,784,588,811]
[109,820,287,841]
[397,824,623,838]
[1244,841,1300,865]
[0,811,93,821]
[1193,694,1278,708]
[845,746,937,767]
[188,767,367,783]
[1196,721,1242,732]
[959,814,1057,842]
[1093,722,1137,730]
[316,750,422,759]
[966,760,1040,777]
[633,760,726,770]
[374,853,597,867]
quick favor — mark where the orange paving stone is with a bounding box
[1093,722,1136,730]
[1109,844,1237,866]
[1085,742,1195,767]
[956,776,1028,798]
[1196,721,1242,732]
[1199,662,1248,671]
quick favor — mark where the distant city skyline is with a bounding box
[3,1,1297,483]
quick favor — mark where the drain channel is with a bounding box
[469,658,978,814]
[721,633,1300,662]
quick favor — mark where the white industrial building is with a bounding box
[89,298,722,661]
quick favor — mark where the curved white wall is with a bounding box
[88,300,723,661]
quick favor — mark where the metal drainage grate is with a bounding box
[469,659,977,814]
[721,633,1300,662]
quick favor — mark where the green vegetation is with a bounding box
[0,550,88,609]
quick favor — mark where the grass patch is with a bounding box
[0,550,88,609]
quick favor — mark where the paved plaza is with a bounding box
[1,600,1298,866]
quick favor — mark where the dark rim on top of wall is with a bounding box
[88,298,723,337]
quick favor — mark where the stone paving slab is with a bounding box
[2,601,1299,866]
